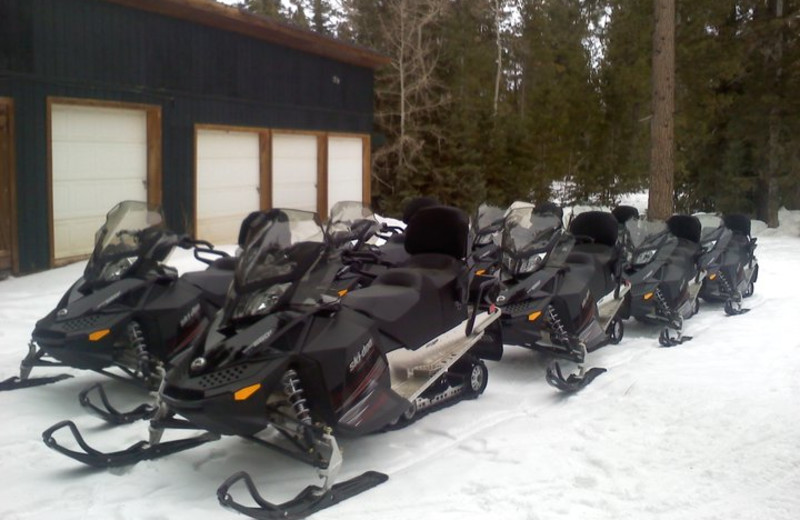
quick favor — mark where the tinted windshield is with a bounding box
[235,209,325,291]
[84,201,165,283]
[626,219,667,248]
[502,207,562,256]
[476,204,506,231]
[325,201,379,248]
[695,214,723,240]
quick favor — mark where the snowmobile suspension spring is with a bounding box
[281,369,312,425]
[546,305,569,339]
[128,321,151,379]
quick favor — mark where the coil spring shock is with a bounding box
[127,321,152,379]
[282,369,312,425]
[546,305,569,343]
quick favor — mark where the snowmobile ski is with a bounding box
[78,383,157,425]
[545,361,607,393]
[41,419,220,468]
[0,373,73,391]
[218,470,388,520]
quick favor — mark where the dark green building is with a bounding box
[0,0,386,274]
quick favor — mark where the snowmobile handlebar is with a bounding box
[176,235,231,265]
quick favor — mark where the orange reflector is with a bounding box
[88,329,111,342]
[709,274,717,280]
[528,311,542,322]
[476,269,486,276]
[234,384,261,401]
[338,289,348,297]
[643,292,654,301]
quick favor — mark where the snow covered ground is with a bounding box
[1,211,799,520]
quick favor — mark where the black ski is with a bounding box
[218,470,388,520]
[78,383,157,425]
[41,420,219,468]
[545,361,606,392]
[0,373,72,391]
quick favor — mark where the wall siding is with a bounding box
[0,0,376,272]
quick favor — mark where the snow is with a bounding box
[2,211,800,520]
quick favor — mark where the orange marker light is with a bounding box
[643,292,654,301]
[338,289,348,297]
[234,384,262,401]
[88,329,111,342]
[476,269,486,276]
[709,274,717,281]
[528,311,542,322]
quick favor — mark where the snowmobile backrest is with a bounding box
[667,215,702,244]
[723,213,751,236]
[569,211,618,248]
[402,196,440,224]
[405,205,469,260]
[612,205,640,224]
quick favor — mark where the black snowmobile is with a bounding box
[696,213,758,315]
[494,206,629,392]
[0,201,233,423]
[625,214,703,346]
[42,205,501,520]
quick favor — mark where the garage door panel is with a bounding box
[272,134,317,212]
[196,130,260,245]
[52,104,148,261]
[328,137,363,207]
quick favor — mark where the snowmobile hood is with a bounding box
[35,278,145,329]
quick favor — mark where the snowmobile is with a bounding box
[42,204,501,520]
[696,213,758,315]
[494,206,629,392]
[625,214,703,347]
[0,201,234,424]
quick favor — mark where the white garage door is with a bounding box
[327,137,364,207]
[196,129,260,245]
[272,133,317,212]
[51,104,147,260]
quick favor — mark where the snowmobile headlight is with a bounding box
[232,282,291,320]
[633,248,657,266]
[98,256,136,282]
[503,252,547,275]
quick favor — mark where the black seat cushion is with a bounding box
[404,206,469,259]
[723,214,751,236]
[667,215,702,244]
[569,211,619,247]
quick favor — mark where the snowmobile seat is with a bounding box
[723,214,751,236]
[667,215,702,244]
[569,211,618,248]
[210,256,237,270]
[564,251,614,303]
[181,269,234,308]
[612,205,640,224]
[342,268,454,350]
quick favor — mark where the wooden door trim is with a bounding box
[0,98,18,274]
[47,97,162,266]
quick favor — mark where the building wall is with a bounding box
[0,0,376,272]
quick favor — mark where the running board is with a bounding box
[596,284,630,330]
[387,311,498,402]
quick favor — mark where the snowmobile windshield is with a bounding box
[225,210,326,324]
[473,204,505,246]
[696,214,723,239]
[626,219,668,248]
[325,201,380,249]
[500,208,562,276]
[84,201,166,284]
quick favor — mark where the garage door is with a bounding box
[272,133,317,212]
[327,137,364,208]
[51,104,147,260]
[196,129,260,245]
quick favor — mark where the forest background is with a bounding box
[224,0,799,226]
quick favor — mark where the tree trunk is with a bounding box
[647,0,675,220]
[759,0,784,228]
